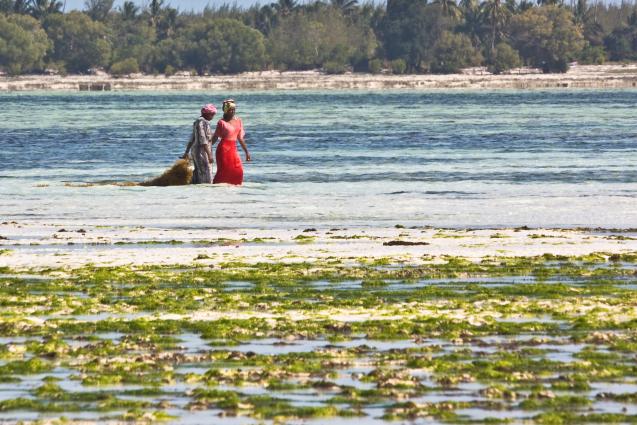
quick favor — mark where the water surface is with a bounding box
[1,90,636,228]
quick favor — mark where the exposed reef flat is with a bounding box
[1,221,637,270]
[2,64,637,91]
[1,222,637,424]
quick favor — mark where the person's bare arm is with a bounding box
[181,131,195,159]
[237,119,251,162]
[238,132,251,162]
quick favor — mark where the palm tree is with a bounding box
[537,0,560,6]
[304,0,328,13]
[628,8,637,26]
[433,0,463,19]
[271,0,297,17]
[157,6,177,39]
[120,0,139,19]
[254,4,275,34]
[0,0,12,13]
[84,0,114,21]
[149,0,163,27]
[28,0,62,19]
[331,0,358,14]
[459,0,476,11]
[517,0,534,11]
[505,0,515,12]
[459,2,484,47]
[0,0,8,12]
[480,0,510,52]
[572,0,605,45]
[12,0,29,13]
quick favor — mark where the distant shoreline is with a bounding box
[2,64,637,91]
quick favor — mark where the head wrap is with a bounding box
[201,104,217,116]
[222,99,236,114]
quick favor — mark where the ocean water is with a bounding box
[0,89,636,228]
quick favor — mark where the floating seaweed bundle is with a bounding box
[140,159,193,187]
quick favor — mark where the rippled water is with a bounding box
[1,90,636,228]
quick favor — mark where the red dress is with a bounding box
[213,118,244,185]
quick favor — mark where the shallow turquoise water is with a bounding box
[0,90,636,228]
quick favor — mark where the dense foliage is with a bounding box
[509,5,585,72]
[0,0,636,75]
[0,13,49,74]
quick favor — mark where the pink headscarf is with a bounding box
[201,104,217,116]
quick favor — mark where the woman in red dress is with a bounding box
[212,99,251,185]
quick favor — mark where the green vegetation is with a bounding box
[180,17,266,74]
[489,42,521,74]
[0,13,49,74]
[109,57,139,76]
[0,252,636,422]
[509,5,585,72]
[267,6,376,72]
[1,0,636,75]
[43,11,111,74]
[430,31,483,73]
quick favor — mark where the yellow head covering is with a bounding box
[222,99,236,114]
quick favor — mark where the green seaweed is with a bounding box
[0,250,635,423]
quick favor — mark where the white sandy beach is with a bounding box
[2,64,637,91]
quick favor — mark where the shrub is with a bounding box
[430,31,482,74]
[579,45,606,65]
[45,60,67,76]
[604,24,637,61]
[509,5,584,73]
[368,58,383,74]
[489,42,521,74]
[323,60,347,74]
[164,64,176,76]
[267,8,377,71]
[44,11,111,73]
[180,18,266,74]
[381,2,450,72]
[390,58,407,74]
[109,17,155,73]
[0,14,50,75]
[542,57,569,73]
[110,57,139,76]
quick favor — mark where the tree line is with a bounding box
[1,0,637,76]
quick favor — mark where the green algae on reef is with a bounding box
[0,252,637,423]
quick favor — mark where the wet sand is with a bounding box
[1,221,636,270]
